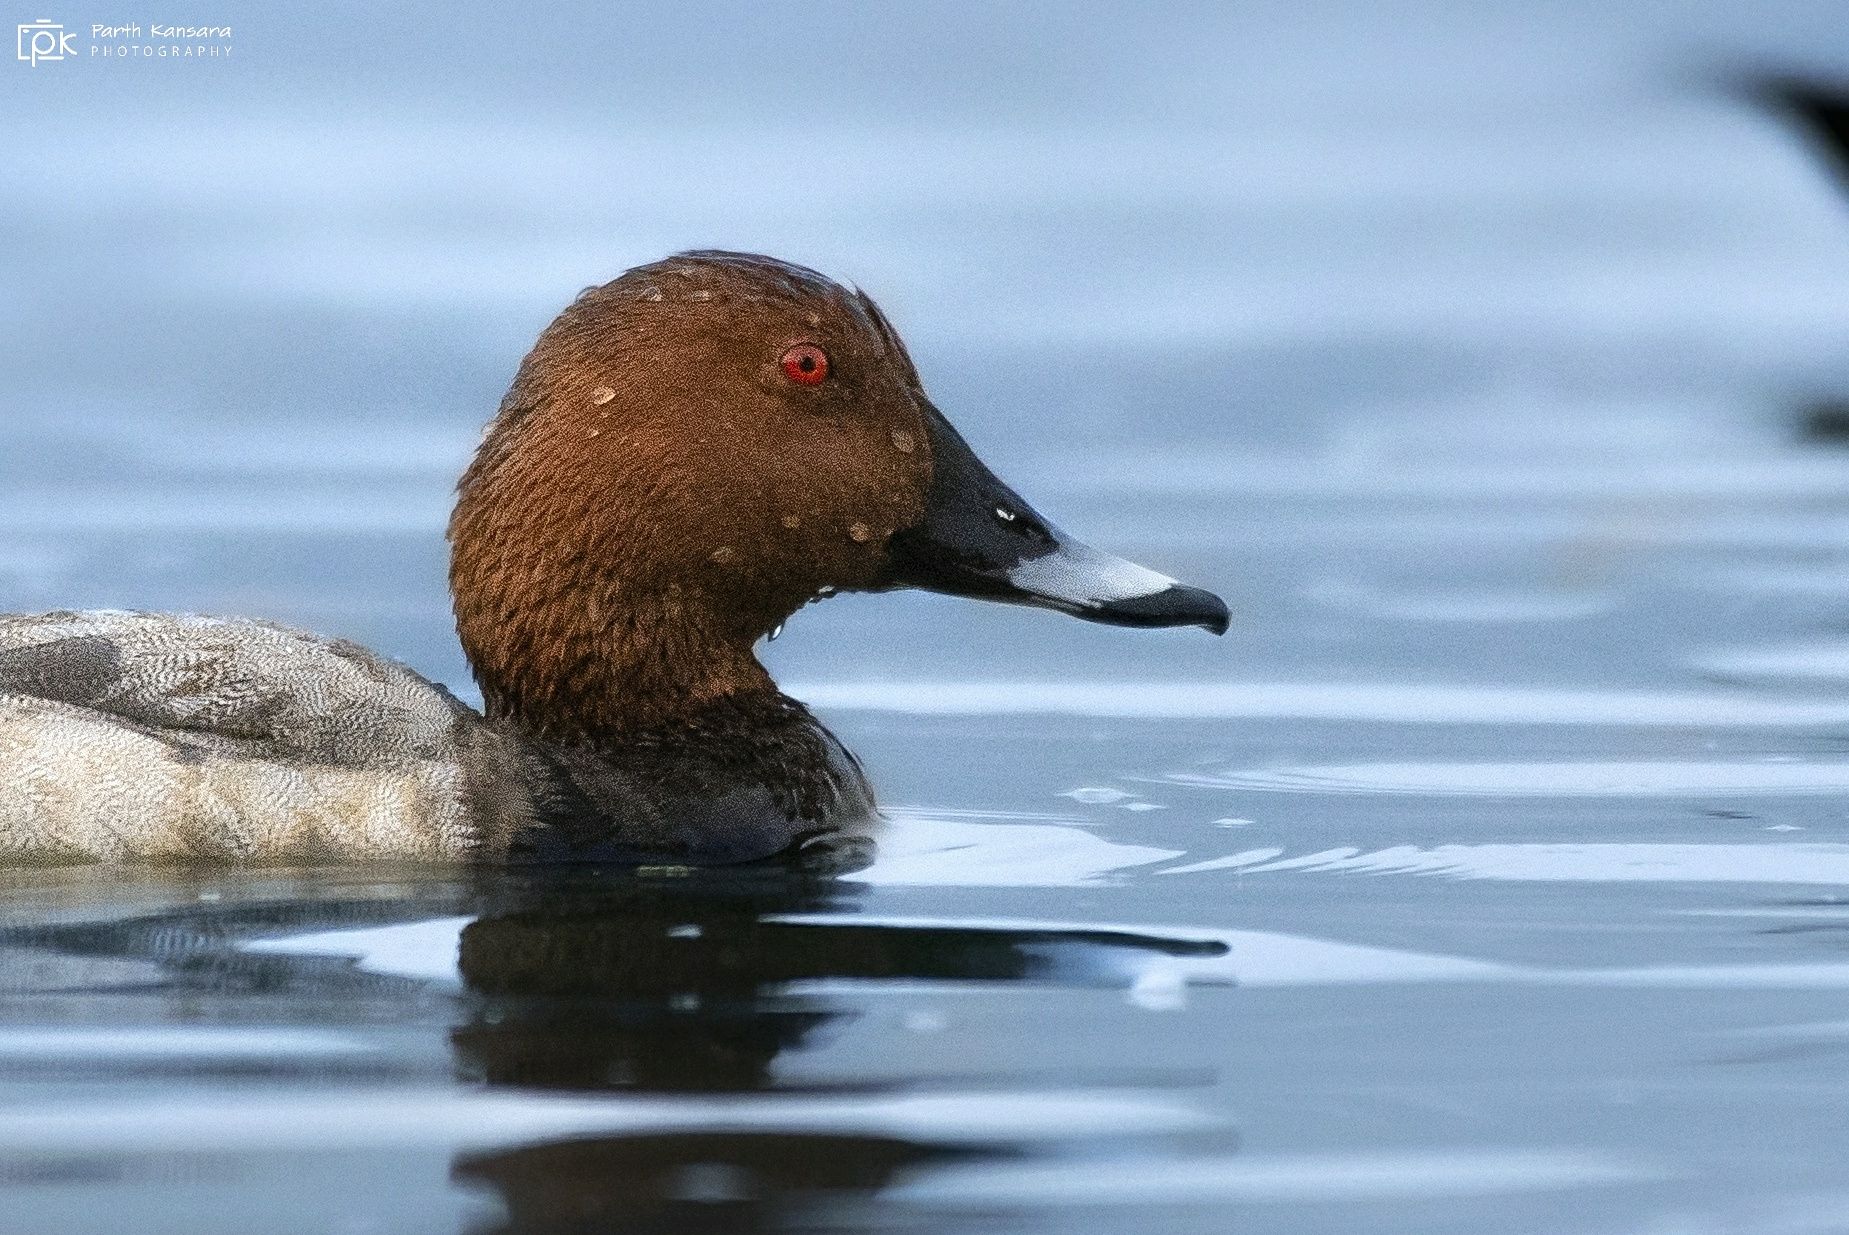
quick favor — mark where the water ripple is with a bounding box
[798,681,1849,727]
[1160,843,1849,885]
[1168,760,1849,796]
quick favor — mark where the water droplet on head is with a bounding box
[848,522,873,543]
[767,623,784,642]
[994,506,1017,523]
[591,386,615,405]
[781,514,802,529]
[817,585,838,598]
[890,429,915,454]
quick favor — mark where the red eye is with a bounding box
[780,342,829,385]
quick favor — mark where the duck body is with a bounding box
[0,611,874,865]
[0,252,1224,867]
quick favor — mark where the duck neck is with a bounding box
[456,588,879,861]
[464,588,787,749]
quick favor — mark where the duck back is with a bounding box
[0,611,531,863]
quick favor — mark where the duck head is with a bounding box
[450,251,1226,741]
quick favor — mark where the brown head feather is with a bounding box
[448,252,933,743]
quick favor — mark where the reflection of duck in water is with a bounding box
[454,1130,990,1235]
[448,871,1227,1232]
[0,251,1226,869]
[451,871,1226,1091]
[453,873,845,1093]
[454,873,918,1233]
[0,870,1229,1232]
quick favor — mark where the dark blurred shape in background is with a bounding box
[1749,74,1849,191]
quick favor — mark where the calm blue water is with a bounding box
[7,3,1849,1232]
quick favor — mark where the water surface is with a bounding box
[7,2,1849,1231]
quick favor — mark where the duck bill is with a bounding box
[883,406,1229,635]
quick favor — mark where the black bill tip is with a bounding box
[1081,582,1231,635]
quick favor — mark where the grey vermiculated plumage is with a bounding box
[0,611,534,863]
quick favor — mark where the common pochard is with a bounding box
[0,252,1226,867]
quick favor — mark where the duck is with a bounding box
[0,252,1227,867]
